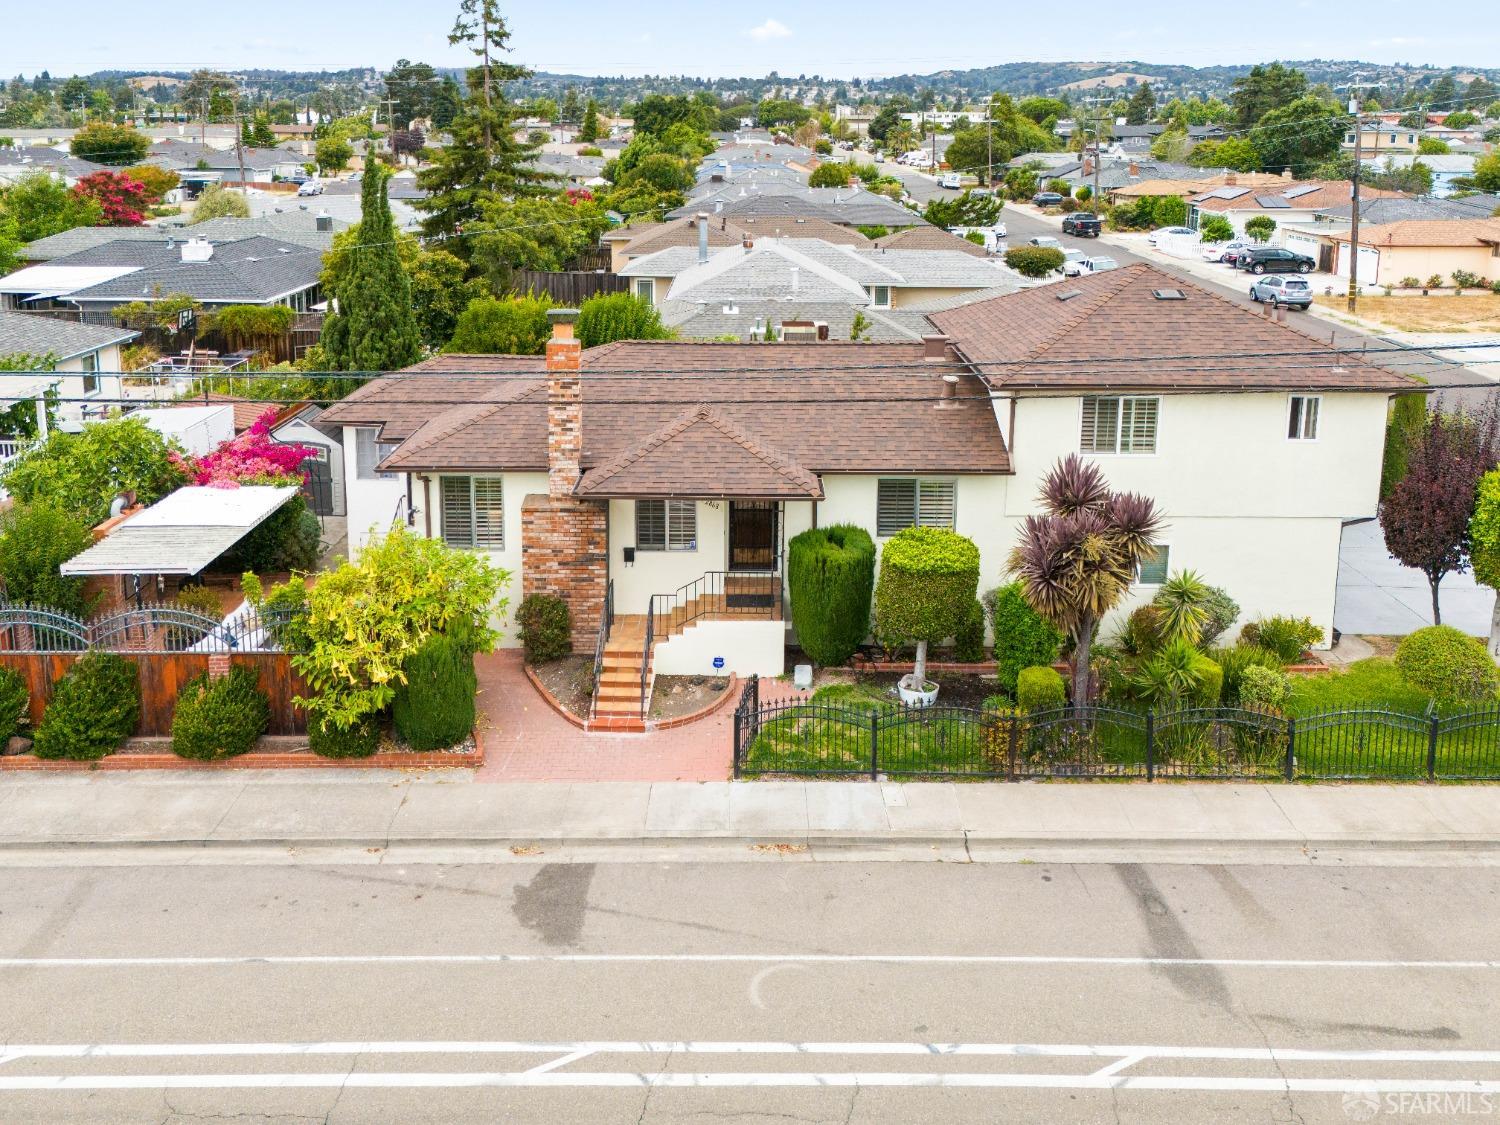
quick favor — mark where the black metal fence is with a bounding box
[732,678,1500,782]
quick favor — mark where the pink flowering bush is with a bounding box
[187,410,317,487]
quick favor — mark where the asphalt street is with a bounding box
[0,859,1496,1122]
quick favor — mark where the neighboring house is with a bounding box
[871,225,991,258]
[1317,220,1500,287]
[602,214,871,272]
[0,310,136,427]
[1109,171,1290,205]
[323,264,1415,712]
[145,140,309,186]
[670,183,922,230]
[0,235,324,321]
[16,212,347,268]
[1341,125,1422,153]
[0,150,111,187]
[527,151,608,187]
[1360,154,1479,198]
[1187,180,1407,241]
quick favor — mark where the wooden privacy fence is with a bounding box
[0,652,308,737]
[512,269,628,305]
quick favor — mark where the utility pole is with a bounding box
[199,98,207,151]
[233,112,248,195]
[1091,102,1105,215]
[1346,94,1363,314]
[985,94,993,187]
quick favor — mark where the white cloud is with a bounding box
[748,19,792,42]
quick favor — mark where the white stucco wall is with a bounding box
[52,343,124,425]
[607,498,729,614]
[341,425,407,552]
[652,618,785,677]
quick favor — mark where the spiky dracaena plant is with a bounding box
[1008,455,1163,704]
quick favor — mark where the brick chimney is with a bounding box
[545,308,582,498]
[922,334,950,362]
[1128,161,1139,177]
[1224,171,1237,186]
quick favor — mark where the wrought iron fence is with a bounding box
[0,602,305,654]
[731,679,1500,782]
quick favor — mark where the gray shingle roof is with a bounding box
[0,310,137,360]
[20,226,179,262]
[58,236,323,305]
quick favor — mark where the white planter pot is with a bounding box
[898,677,939,707]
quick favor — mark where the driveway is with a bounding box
[1335,518,1493,638]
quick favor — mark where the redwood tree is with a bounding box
[1380,407,1498,625]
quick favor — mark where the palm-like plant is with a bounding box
[1153,569,1211,646]
[1009,455,1164,704]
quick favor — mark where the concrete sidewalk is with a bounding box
[0,772,1497,862]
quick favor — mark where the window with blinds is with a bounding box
[636,500,696,551]
[1137,545,1170,585]
[354,428,398,480]
[877,479,956,537]
[440,476,504,550]
[1080,396,1159,455]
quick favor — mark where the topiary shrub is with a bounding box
[1240,616,1324,664]
[32,652,139,760]
[1395,625,1499,703]
[953,599,986,662]
[874,527,980,691]
[1004,245,1066,277]
[308,714,380,758]
[0,665,30,744]
[516,594,571,664]
[171,667,270,761]
[1118,604,1166,657]
[787,524,875,666]
[985,582,1063,698]
[1239,664,1290,711]
[1017,665,1066,711]
[392,631,477,750]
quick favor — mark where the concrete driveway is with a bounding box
[1335,517,1493,638]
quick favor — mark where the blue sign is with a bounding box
[712,656,725,670]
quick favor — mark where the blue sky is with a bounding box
[3,0,1494,78]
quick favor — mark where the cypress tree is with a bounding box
[788,525,876,667]
[320,165,422,375]
[392,631,477,750]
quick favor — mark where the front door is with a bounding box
[729,502,777,571]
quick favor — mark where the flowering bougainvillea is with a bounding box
[71,170,149,227]
[186,410,317,487]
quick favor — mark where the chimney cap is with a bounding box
[547,308,580,325]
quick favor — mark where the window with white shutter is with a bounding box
[877,479,956,536]
[636,500,696,551]
[1080,396,1158,454]
[440,476,504,549]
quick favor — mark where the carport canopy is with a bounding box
[61,485,302,577]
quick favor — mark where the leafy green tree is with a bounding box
[575,292,671,348]
[1231,63,1309,126]
[385,59,443,126]
[469,195,608,291]
[181,69,237,117]
[446,293,555,354]
[943,126,1009,178]
[1244,215,1277,242]
[122,164,179,204]
[242,114,274,148]
[1016,96,1070,124]
[630,93,714,137]
[1125,82,1156,125]
[867,98,909,143]
[0,502,96,614]
[1417,136,1450,155]
[0,415,189,524]
[0,170,101,242]
[410,246,487,349]
[623,152,694,193]
[188,183,250,223]
[756,99,811,128]
[807,161,851,188]
[578,98,600,143]
[923,190,1000,229]
[0,211,20,274]
[1472,152,1500,193]
[320,166,422,375]
[69,122,148,165]
[1468,469,1500,658]
[1198,214,1235,243]
[1443,111,1479,129]
[1249,96,1344,174]
[315,136,352,173]
[560,86,581,124]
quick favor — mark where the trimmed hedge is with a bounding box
[308,714,380,758]
[788,524,876,666]
[32,652,139,761]
[1017,665,1066,711]
[873,528,981,645]
[986,582,1063,697]
[516,594,571,664]
[953,599,986,663]
[171,667,270,761]
[1395,625,1499,703]
[393,631,477,750]
[1004,246,1065,278]
[0,665,29,745]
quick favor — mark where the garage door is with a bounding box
[1335,244,1380,284]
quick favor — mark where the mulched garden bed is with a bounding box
[649,675,732,720]
[528,654,596,719]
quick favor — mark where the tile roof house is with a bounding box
[322,265,1419,717]
[670,182,923,229]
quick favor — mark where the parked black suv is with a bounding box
[1061,212,1102,237]
[1238,247,1315,274]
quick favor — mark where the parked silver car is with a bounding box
[1248,275,1313,309]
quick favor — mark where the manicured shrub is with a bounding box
[1118,604,1166,657]
[171,667,270,761]
[788,524,875,666]
[1197,585,1240,648]
[953,599,986,662]
[392,631,477,750]
[1238,664,1290,711]
[1240,616,1323,664]
[985,582,1063,698]
[516,594,571,664]
[1125,639,1215,707]
[0,502,97,615]
[1190,655,1223,707]
[1017,665,1066,711]
[32,652,139,761]
[1395,625,1499,703]
[1212,644,1283,705]
[1004,246,1065,277]
[1380,393,1426,500]
[0,665,30,744]
[873,528,981,686]
[575,291,672,348]
[308,715,380,758]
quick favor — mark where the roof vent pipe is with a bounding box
[939,374,960,404]
[790,266,799,292]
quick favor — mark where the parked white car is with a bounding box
[1204,240,1253,264]
[938,171,962,189]
[1064,256,1120,276]
[1148,226,1195,246]
[296,180,323,197]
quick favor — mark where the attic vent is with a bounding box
[1152,289,1187,301]
[277,247,290,253]
[1055,290,1084,301]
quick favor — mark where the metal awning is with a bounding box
[61,485,301,577]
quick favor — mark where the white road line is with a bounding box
[0,1073,1497,1093]
[0,953,1495,970]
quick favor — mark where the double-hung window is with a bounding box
[634,277,655,306]
[865,285,892,308]
[1081,395,1159,455]
[636,500,696,551]
[354,427,398,480]
[79,352,100,395]
[876,479,956,537]
[1287,395,1320,441]
[440,476,505,550]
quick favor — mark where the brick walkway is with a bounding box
[473,651,802,782]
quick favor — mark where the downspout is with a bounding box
[417,474,433,538]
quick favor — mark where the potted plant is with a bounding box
[873,527,980,706]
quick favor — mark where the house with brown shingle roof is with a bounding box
[321,265,1418,719]
[1188,180,1408,240]
[1316,219,1500,288]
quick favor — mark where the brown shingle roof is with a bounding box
[1328,219,1500,248]
[1191,180,1405,213]
[339,341,1010,480]
[928,263,1418,392]
[574,404,824,499]
[872,225,990,257]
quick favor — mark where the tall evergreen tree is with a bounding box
[578,98,600,143]
[320,166,422,376]
[414,0,554,254]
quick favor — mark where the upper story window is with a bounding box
[865,285,891,308]
[637,500,696,551]
[79,351,99,395]
[1081,395,1159,455]
[354,427,398,480]
[876,479,956,537]
[440,475,505,550]
[1288,395,1320,441]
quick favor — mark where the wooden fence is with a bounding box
[0,652,308,737]
[512,270,628,305]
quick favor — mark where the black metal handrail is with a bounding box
[640,597,654,720]
[590,579,614,719]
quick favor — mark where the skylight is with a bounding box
[1152,289,1186,301]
